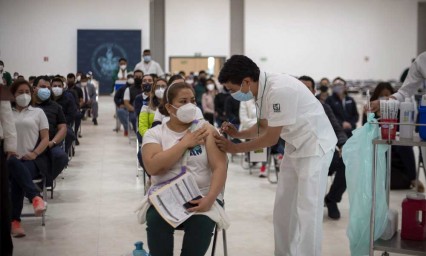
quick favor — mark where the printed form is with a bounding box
[149,172,202,227]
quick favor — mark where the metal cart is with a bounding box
[369,121,426,256]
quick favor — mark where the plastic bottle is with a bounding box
[399,98,414,139]
[401,193,426,241]
[133,241,150,256]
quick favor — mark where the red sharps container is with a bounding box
[401,193,426,241]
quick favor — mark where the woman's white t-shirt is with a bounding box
[142,120,213,196]
[12,106,49,157]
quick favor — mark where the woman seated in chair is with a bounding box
[142,82,227,256]
[7,80,49,237]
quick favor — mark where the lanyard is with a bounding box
[256,72,267,136]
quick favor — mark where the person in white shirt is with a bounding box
[214,55,337,256]
[142,82,227,255]
[134,49,164,77]
[7,80,49,238]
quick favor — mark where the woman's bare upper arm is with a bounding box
[205,125,227,170]
[142,143,163,161]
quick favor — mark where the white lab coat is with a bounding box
[391,52,426,184]
[392,51,426,102]
[256,72,337,255]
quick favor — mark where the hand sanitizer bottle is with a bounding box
[400,98,414,139]
[133,241,150,256]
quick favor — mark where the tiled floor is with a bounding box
[12,96,426,256]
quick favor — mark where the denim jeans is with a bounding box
[7,157,40,221]
[116,108,130,132]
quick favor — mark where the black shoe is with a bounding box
[76,139,80,146]
[325,199,341,220]
[93,119,98,125]
[78,134,82,138]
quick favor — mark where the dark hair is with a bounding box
[332,77,346,86]
[143,49,151,54]
[159,82,194,116]
[0,60,3,66]
[148,78,168,110]
[80,74,88,81]
[299,76,315,90]
[29,76,36,81]
[10,80,33,96]
[199,70,206,75]
[167,74,184,85]
[320,78,329,83]
[67,73,75,79]
[134,69,144,76]
[33,75,50,87]
[149,73,158,81]
[51,77,64,85]
[119,57,127,63]
[218,55,260,84]
[371,82,395,101]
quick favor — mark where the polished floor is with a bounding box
[12,96,426,256]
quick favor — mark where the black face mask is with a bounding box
[134,78,142,87]
[143,83,152,92]
[319,85,328,93]
[67,82,74,88]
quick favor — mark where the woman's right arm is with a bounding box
[142,126,209,176]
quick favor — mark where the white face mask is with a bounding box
[120,64,127,70]
[52,87,63,97]
[155,88,165,99]
[127,78,134,84]
[81,82,88,87]
[207,83,215,91]
[171,103,197,123]
[15,93,32,107]
[185,79,194,85]
[76,75,81,82]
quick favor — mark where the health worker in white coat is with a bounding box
[214,55,337,256]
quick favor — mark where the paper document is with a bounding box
[149,172,202,227]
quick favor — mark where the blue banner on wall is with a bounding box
[77,29,141,95]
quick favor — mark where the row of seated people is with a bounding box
[4,74,94,237]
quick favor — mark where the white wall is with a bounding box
[0,0,149,77]
[245,0,418,81]
[165,0,230,72]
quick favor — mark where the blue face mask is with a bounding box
[143,55,152,63]
[231,83,253,102]
[37,88,51,101]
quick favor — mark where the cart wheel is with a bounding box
[381,252,390,256]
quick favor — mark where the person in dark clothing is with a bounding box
[0,82,16,255]
[300,76,348,220]
[133,74,153,142]
[33,76,68,185]
[194,70,207,110]
[66,73,83,145]
[51,78,76,155]
[214,88,231,128]
[400,58,415,83]
[121,70,144,132]
[325,77,359,138]
[114,74,133,135]
[224,95,241,144]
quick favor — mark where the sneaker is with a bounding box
[75,139,80,146]
[32,196,46,217]
[259,165,267,178]
[11,220,25,238]
[124,131,128,137]
[325,199,341,220]
[93,118,98,126]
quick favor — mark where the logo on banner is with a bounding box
[91,43,127,78]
